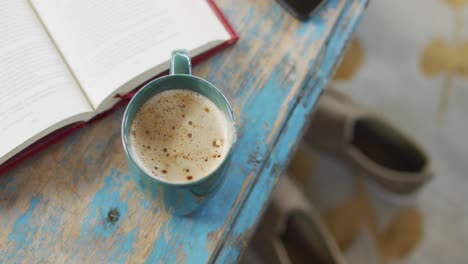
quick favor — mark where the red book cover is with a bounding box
[0,0,238,175]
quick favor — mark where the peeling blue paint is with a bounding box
[0,175,15,192]
[110,229,136,264]
[122,230,136,257]
[146,217,205,264]
[63,132,80,152]
[43,206,65,236]
[80,169,128,240]
[95,140,105,152]
[145,232,174,264]
[85,156,94,165]
[141,199,151,211]
[6,196,40,262]
[245,6,255,25]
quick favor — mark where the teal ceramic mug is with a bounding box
[121,50,236,215]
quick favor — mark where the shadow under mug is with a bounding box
[121,50,236,216]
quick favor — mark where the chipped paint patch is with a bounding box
[79,169,129,240]
[5,197,41,263]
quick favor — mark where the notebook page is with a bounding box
[0,0,93,165]
[30,0,231,110]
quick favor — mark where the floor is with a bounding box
[330,0,468,262]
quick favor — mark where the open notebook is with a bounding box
[0,0,238,173]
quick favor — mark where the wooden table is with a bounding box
[0,0,367,263]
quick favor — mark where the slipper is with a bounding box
[304,89,433,194]
[277,210,341,264]
[242,176,345,264]
[272,177,345,264]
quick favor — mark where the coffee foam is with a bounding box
[129,89,233,183]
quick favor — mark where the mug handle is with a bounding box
[170,49,192,75]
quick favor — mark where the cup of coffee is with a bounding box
[121,50,236,215]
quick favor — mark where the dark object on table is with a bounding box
[276,0,325,21]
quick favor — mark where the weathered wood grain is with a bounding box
[0,0,367,263]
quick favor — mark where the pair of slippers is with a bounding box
[248,89,432,264]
